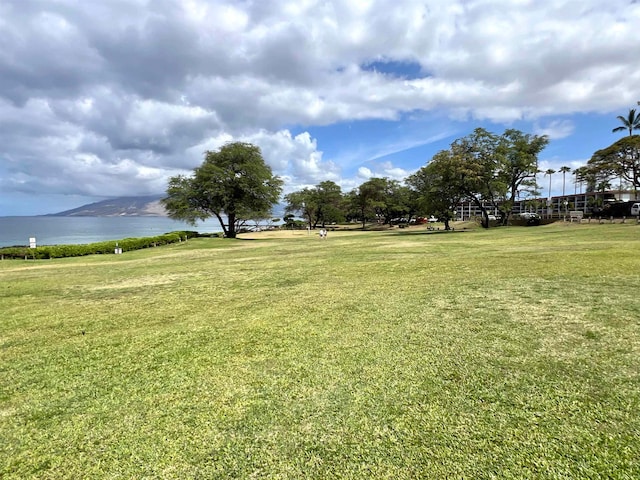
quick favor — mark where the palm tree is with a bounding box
[544,169,555,198]
[544,169,555,218]
[612,108,640,136]
[559,166,571,219]
[559,166,571,197]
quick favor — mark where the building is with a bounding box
[455,190,639,220]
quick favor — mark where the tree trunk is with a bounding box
[214,213,230,238]
[463,190,490,228]
[226,212,237,238]
[474,202,490,228]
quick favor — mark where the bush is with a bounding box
[0,231,200,260]
[281,220,307,230]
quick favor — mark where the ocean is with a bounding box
[0,216,223,248]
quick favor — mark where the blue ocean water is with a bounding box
[0,216,223,248]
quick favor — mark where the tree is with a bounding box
[574,165,597,193]
[443,128,547,227]
[345,188,371,229]
[543,168,555,217]
[448,128,502,228]
[406,128,548,229]
[407,150,463,230]
[345,179,389,229]
[558,166,571,218]
[612,108,640,136]
[493,129,548,224]
[559,166,571,197]
[315,181,345,226]
[284,181,345,228]
[572,167,581,195]
[368,178,413,224]
[585,135,640,200]
[161,142,283,238]
[283,188,316,228]
[357,178,388,225]
[544,169,555,198]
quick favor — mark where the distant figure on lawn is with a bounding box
[319,228,327,239]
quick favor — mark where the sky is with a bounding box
[1,0,639,216]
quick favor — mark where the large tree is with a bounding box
[345,179,388,228]
[284,181,345,228]
[350,177,414,225]
[407,150,463,230]
[446,129,497,228]
[585,135,640,200]
[161,142,283,238]
[450,128,547,227]
[355,177,388,226]
[493,129,548,223]
[411,128,547,228]
[283,188,316,228]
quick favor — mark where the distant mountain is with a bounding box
[49,195,288,218]
[49,195,167,217]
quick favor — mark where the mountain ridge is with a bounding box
[49,195,167,217]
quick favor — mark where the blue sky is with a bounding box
[1,0,639,216]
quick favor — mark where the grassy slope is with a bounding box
[1,223,639,479]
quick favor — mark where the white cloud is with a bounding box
[357,167,373,179]
[1,0,639,213]
[534,119,575,140]
[240,130,342,188]
[354,161,412,182]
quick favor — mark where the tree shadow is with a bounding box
[391,229,468,236]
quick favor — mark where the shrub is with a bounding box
[0,231,201,260]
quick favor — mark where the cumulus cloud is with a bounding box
[240,129,342,189]
[1,0,639,213]
[355,162,413,182]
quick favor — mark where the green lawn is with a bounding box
[1,223,639,479]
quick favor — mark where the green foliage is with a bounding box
[285,181,345,228]
[407,150,462,230]
[411,128,548,228]
[162,142,283,238]
[281,219,307,229]
[0,231,197,259]
[585,135,640,195]
[346,177,414,227]
[612,108,640,136]
[345,186,374,228]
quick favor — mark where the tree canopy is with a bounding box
[585,135,640,198]
[284,181,344,228]
[407,150,463,230]
[161,142,283,238]
[411,128,548,228]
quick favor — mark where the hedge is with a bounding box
[0,231,200,260]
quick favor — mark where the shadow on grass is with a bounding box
[391,229,469,236]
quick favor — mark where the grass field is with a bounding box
[1,222,639,479]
